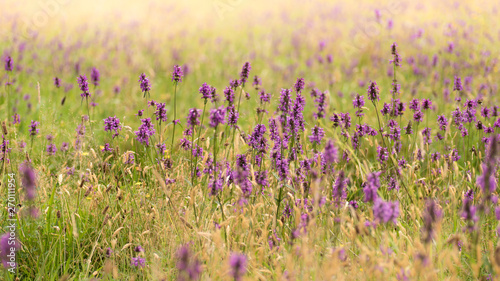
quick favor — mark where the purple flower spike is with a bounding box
[229,253,247,281]
[367,81,380,102]
[4,56,13,72]
[172,65,183,83]
[91,67,100,86]
[77,75,90,99]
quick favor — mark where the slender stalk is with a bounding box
[170,82,178,152]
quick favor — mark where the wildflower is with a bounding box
[90,67,100,86]
[19,162,36,200]
[294,78,305,93]
[309,125,325,145]
[252,75,261,90]
[154,102,168,123]
[54,77,61,88]
[229,253,247,281]
[377,146,388,163]
[103,116,121,138]
[332,171,347,207]
[373,199,400,224]
[352,94,364,108]
[390,43,401,67]
[135,118,155,146]
[209,106,226,128]
[453,76,463,91]
[172,65,183,83]
[367,81,380,102]
[176,244,202,281]
[4,56,13,72]
[421,199,442,243]
[77,75,90,99]
[131,257,146,268]
[46,143,57,155]
[239,62,251,85]
[364,172,381,202]
[138,73,151,95]
[29,120,40,136]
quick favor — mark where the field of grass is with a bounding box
[1,0,500,280]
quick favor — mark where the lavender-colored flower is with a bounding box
[19,162,36,200]
[131,257,146,268]
[421,99,432,110]
[227,106,239,128]
[252,75,261,90]
[229,253,247,281]
[461,196,478,232]
[313,90,327,119]
[278,88,293,115]
[12,113,20,124]
[294,78,305,93]
[1,233,20,268]
[53,77,61,88]
[102,143,112,152]
[139,73,151,94]
[437,115,448,131]
[187,108,201,128]
[46,143,57,155]
[154,102,168,123]
[309,125,325,145]
[4,56,13,72]
[409,99,420,111]
[77,75,90,99]
[364,171,381,202]
[176,244,202,281]
[332,171,347,207]
[135,118,155,146]
[90,67,100,86]
[413,111,423,123]
[104,116,121,138]
[209,106,226,128]
[224,86,235,105]
[172,65,183,83]
[367,81,380,102]
[453,76,463,91]
[422,127,432,144]
[390,42,401,67]
[373,199,400,224]
[421,199,442,243]
[255,171,268,187]
[377,146,388,163]
[239,62,251,85]
[199,83,214,100]
[323,139,338,165]
[352,94,365,108]
[29,120,40,136]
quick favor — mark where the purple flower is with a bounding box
[172,65,183,83]
[364,172,381,202]
[176,244,202,281]
[294,78,305,93]
[322,139,338,165]
[77,75,90,99]
[53,77,61,88]
[46,143,57,155]
[421,199,442,243]
[229,253,247,281]
[373,199,400,224]
[421,99,432,110]
[131,257,146,268]
[103,116,121,138]
[278,88,293,115]
[1,233,20,268]
[332,171,347,207]
[199,83,214,100]
[135,118,156,146]
[352,94,365,108]
[389,42,401,67]
[409,99,420,111]
[227,106,239,128]
[422,127,432,144]
[29,120,40,136]
[224,86,235,105]
[437,115,448,131]
[312,89,327,119]
[102,143,113,152]
[252,75,261,89]
[239,62,251,85]
[209,106,226,128]
[413,111,423,123]
[139,73,151,94]
[90,67,100,86]
[367,81,380,102]
[4,56,13,72]
[19,162,36,200]
[453,76,463,91]
[154,102,168,123]
[377,146,388,163]
[187,108,201,128]
[309,125,325,145]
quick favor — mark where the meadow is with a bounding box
[1,0,500,280]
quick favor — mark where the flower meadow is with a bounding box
[1,0,500,280]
